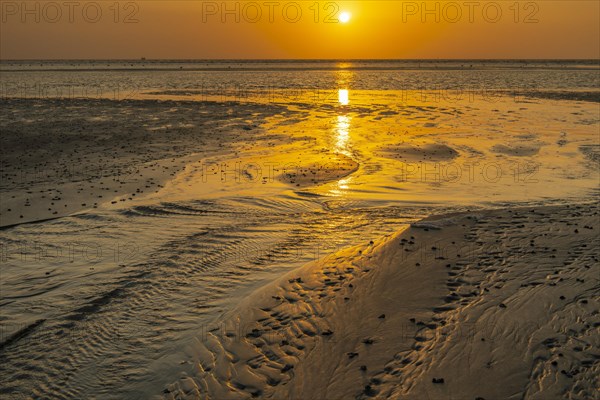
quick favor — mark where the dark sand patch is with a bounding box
[378,142,459,162]
[278,153,359,187]
[579,144,600,164]
[491,142,543,157]
[522,90,600,103]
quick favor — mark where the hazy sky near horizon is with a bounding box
[1,1,599,59]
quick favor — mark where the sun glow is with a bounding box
[338,11,351,24]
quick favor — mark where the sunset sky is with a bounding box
[1,1,599,59]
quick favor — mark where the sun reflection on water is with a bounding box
[338,89,349,105]
[330,87,354,196]
[329,176,352,196]
[335,115,351,157]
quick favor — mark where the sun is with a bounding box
[338,11,351,24]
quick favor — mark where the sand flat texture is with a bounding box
[165,203,599,400]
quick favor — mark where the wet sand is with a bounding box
[0,98,295,227]
[164,202,599,400]
[2,92,599,226]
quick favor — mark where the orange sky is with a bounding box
[1,1,599,59]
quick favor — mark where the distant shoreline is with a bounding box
[1,58,598,73]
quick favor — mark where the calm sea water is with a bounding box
[1,60,599,100]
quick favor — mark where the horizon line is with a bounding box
[1,58,599,62]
